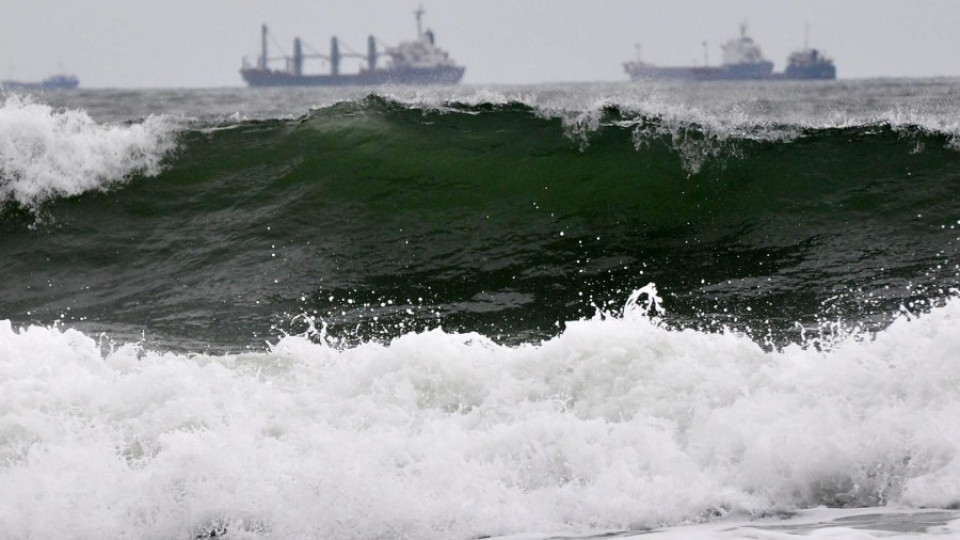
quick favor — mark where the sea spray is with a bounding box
[0,95,177,207]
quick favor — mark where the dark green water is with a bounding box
[3,96,960,350]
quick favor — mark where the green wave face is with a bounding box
[3,97,960,349]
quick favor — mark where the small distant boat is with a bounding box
[1,74,80,91]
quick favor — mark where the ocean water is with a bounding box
[2,80,960,539]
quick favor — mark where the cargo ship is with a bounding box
[240,6,464,87]
[1,74,79,91]
[624,23,836,81]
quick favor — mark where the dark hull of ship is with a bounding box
[783,63,837,80]
[625,61,835,81]
[624,61,775,81]
[1,79,79,91]
[241,66,465,87]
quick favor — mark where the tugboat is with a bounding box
[1,74,79,91]
[783,47,836,79]
[240,5,465,86]
[782,26,835,80]
[624,23,774,81]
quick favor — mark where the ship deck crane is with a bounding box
[250,24,384,76]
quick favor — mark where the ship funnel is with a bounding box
[330,36,340,76]
[367,35,377,71]
[293,38,303,76]
[425,29,435,45]
[260,24,268,69]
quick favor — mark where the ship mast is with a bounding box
[260,24,268,69]
[415,5,425,39]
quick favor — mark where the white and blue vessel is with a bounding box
[1,74,79,91]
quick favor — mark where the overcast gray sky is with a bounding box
[2,0,959,88]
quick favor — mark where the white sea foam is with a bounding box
[2,288,960,539]
[0,96,177,206]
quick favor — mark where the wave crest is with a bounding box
[0,96,178,207]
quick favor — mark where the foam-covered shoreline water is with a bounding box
[3,287,960,539]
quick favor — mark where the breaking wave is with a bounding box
[0,96,177,206]
[3,96,959,348]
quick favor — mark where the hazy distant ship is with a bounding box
[783,47,836,79]
[1,74,79,91]
[624,23,836,81]
[240,6,464,87]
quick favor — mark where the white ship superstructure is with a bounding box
[384,7,460,72]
